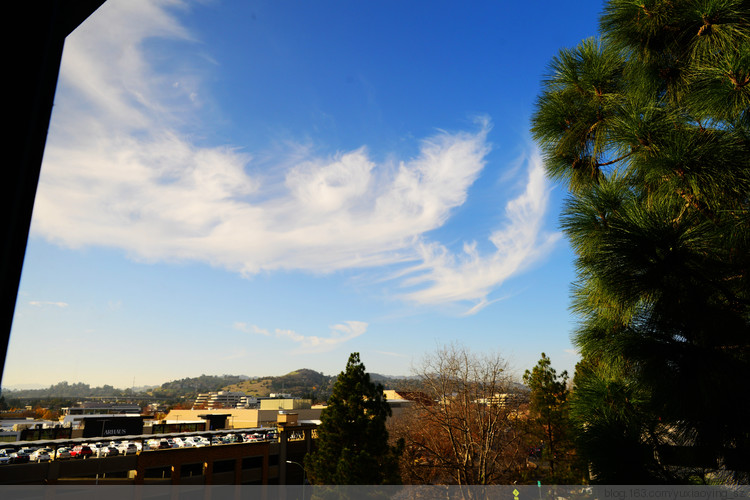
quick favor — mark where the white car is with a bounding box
[0,449,10,465]
[192,437,208,447]
[120,443,138,455]
[32,448,52,463]
[90,443,107,457]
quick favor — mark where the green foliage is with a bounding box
[305,353,403,485]
[2,381,131,399]
[268,368,334,393]
[152,374,247,397]
[524,354,585,484]
[569,358,670,483]
[532,0,750,484]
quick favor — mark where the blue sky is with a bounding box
[4,0,604,389]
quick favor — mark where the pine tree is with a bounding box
[523,353,576,482]
[532,0,750,484]
[305,352,403,485]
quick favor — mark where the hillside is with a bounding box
[148,374,249,398]
[0,370,416,406]
[223,368,335,399]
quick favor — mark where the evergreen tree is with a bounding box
[305,352,403,485]
[532,0,750,483]
[523,353,577,482]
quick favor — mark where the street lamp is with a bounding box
[286,460,306,500]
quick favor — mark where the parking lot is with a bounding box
[0,428,279,465]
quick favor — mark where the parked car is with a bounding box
[188,437,207,447]
[90,443,106,457]
[120,443,138,455]
[102,446,119,457]
[158,440,172,450]
[32,448,52,462]
[56,447,72,460]
[0,449,10,465]
[70,445,93,459]
[9,450,31,464]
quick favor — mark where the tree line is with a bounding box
[306,348,584,486]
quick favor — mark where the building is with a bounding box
[473,393,529,407]
[258,398,311,411]
[193,391,257,409]
[0,415,318,485]
[382,390,419,418]
[193,393,210,408]
[62,402,141,416]
[165,407,322,429]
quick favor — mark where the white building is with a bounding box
[193,391,256,409]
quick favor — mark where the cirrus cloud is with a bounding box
[234,321,367,353]
[32,0,559,315]
[29,301,69,308]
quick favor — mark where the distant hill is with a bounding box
[148,374,249,398]
[223,369,335,399]
[223,369,414,402]
[0,370,418,405]
[1,383,46,391]
[1,381,132,399]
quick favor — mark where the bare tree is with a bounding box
[390,343,530,485]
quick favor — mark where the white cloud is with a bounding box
[234,321,367,353]
[32,0,559,313]
[233,323,271,336]
[375,351,409,358]
[398,151,561,313]
[29,301,69,308]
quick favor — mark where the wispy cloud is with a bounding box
[29,301,69,308]
[375,351,409,358]
[234,321,367,353]
[397,150,561,314]
[32,1,558,312]
[233,323,271,336]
